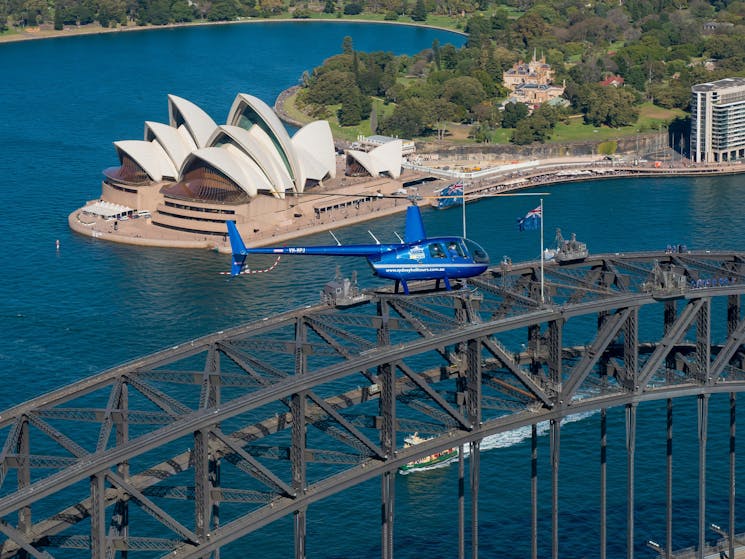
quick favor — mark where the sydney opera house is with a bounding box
[69,92,406,248]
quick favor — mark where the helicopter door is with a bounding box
[429,243,447,259]
[446,241,465,258]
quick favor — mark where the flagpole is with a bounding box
[540,198,544,304]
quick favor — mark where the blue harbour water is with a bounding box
[1,22,745,558]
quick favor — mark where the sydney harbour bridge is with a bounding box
[2,250,745,559]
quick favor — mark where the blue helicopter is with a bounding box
[226,204,490,294]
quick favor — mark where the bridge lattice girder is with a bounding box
[1,251,745,558]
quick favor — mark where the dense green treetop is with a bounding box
[7,0,745,145]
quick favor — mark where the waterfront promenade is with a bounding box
[68,154,745,252]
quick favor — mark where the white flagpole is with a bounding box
[462,186,466,238]
[540,198,544,304]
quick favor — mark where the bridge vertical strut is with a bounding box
[194,429,211,556]
[729,393,736,559]
[377,299,395,559]
[696,300,711,383]
[625,309,638,390]
[292,317,308,559]
[666,399,673,559]
[458,445,465,559]
[626,403,636,559]
[531,424,538,559]
[697,394,709,559]
[548,317,563,559]
[467,338,482,559]
[17,418,29,551]
[728,294,740,337]
[90,473,106,559]
[597,310,609,559]
[664,301,676,379]
[550,418,560,559]
[600,409,607,559]
[116,383,130,559]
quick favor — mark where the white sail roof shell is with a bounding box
[207,125,293,197]
[144,121,192,170]
[168,95,217,149]
[294,143,331,182]
[109,92,339,198]
[181,147,260,198]
[346,140,403,179]
[114,140,178,182]
[244,125,295,192]
[227,93,307,192]
[222,143,277,195]
[292,120,336,180]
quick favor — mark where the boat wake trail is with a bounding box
[466,410,597,455]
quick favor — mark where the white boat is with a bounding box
[398,433,458,473]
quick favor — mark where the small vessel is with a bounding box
[431,182,464,210]
[544,228,588,263]
[398,433,459,473]
[320,268,369,307]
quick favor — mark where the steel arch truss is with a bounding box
[2,251,745,558]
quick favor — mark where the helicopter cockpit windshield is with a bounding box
[463,239,489,264]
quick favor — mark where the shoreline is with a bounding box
[0,17,465,45]
[69,158,745,253]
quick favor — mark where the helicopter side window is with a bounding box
[463,239,489,264]
[447,241,465,257]
[429,243,446,258]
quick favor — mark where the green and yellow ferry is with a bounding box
[398,433,459,474]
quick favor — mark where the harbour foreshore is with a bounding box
[68,155,745,253]
[0,17,464,45]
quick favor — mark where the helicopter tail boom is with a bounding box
[226,220,248,275]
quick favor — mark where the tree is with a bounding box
[472,101,500,126]
[442,75,486,114]
[472,123,494,143]
[305,70,356,105]
[429,99,459,139]
[381,98,429,137]
[342,35,354,55]
[343,3,363,14]
[171,0,194,21]
[207,0,237,20]
[411,0,426,21]
[512,12,549,49]
[510,120,536,145]
[465,14,490,48]
[53,7,63,28]
[581,85,639,127]
[338,87,365,126]
[323,0,335,12]
[370,105,378,134]
[98,0,127,25]
[510,111,555,145]
[502,102,529,128]
[385,82,406,103]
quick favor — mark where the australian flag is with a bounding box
[517,205,542,231]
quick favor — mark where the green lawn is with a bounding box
[550,120,631,142]
[522,103,686,144]
[282,11,467,32]
[287,90,687,145]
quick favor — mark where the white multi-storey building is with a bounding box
[691,77,745,163]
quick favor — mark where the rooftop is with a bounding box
[692,77,745,93]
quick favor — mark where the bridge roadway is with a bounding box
[2,250,745,558]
